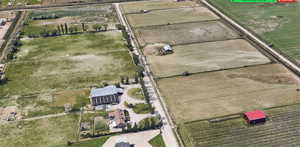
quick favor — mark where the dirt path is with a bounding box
[23,112,67,121]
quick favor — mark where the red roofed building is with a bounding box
[244,110,266,125]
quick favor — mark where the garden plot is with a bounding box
[126,7,219,28]
[179,104,300,147]
[157,64,300,123]
[147,39,271,78]
[121,1,200,14]
[134,21,240,46]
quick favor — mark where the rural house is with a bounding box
[109,109,126,128]
[244,110,266,125]
[89,85,123,106]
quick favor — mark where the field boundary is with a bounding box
[154,62,273,80]
[124,5,202,15]
[182,102,300,125]
[128,17,221,29]
[203,0,300,77]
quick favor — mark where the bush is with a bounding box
[132,103,151,114]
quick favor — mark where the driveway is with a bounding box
[102,130,160,147]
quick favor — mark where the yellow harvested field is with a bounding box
[135,21,240,46]
[126,7,219,27]
[121,1,200,13]
[158,64,300,122]
[148,39,271,78]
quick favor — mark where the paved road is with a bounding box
[114,3,180,147]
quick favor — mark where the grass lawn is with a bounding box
[210,0,300,62]
[128,88,144,100]
[0,31,137,118]
[54,136,110,147]
[0,114,79,147]
[2,31,136,96]
[149,134,166,147]
[132,103,151,114]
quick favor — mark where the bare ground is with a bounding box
[126,7,219,28]
[157,64,300,123]
[134,21,240,46]
[147,39,271,78]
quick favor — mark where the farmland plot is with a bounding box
[157,64,300,122]
[121,1,200,14]
[126,7,219,28]
[210,0,300,62]
[147,39,271,78]
[134,21,240,46]
[179,104,300,147]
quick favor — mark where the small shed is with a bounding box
[161,45,173,55]
[244,110,266,125]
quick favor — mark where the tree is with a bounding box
[103,24,108,31]
[115,82,121,88]
[92,24,102,32]
[144,118,150,129]
[57,25,61,34]
[134,75,139,84]
[132,123,138,132]
[125,76,129,85]
[120,76,125,84]
[81,23,85,32]
[64,23,68,34]
[60,24,64,34]
[102,82,108,87]
[51,29,58,36]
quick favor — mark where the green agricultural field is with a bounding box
[0,114,79,147]
[210,0,300,62]
[0,31,137,118]
[179,104,300,147]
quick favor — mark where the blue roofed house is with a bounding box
[89,85,123,106]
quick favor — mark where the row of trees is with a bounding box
[25,23,109,38]
[125,116,162,132]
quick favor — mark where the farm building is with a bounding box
[89,85,123,106]
[161,45,173,55]
[109,109,126,128]
[244,110,266,124]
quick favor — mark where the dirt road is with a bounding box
[114,3,180,147]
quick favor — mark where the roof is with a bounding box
[115,142,130,147]
[244,110,266,121]
[109,109,126,126]
[90,85,123,98]
[163,45,173,51]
